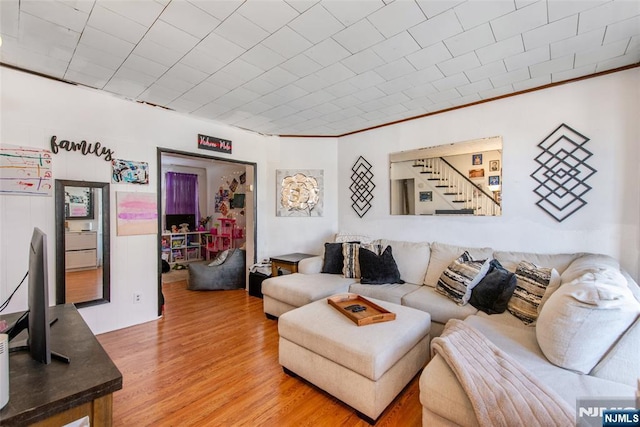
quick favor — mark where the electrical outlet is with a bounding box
[133,292,142,304]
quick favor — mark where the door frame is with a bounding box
[156,147,257,316]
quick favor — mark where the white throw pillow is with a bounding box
[536,269,640,374]
[208,249,230,266]
[378,239,430,285]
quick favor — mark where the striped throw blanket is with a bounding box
[431,319,575,427]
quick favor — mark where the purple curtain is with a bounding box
[165,172,200,222]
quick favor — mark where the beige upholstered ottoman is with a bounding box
[278,295,431,423]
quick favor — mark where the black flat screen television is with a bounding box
[8,227,68,364]
[165,214,196,232]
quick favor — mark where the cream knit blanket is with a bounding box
[431,319,575,427]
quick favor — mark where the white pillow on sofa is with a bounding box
[423,242,493,287]
[536,269,640,374]
[378,239,430,285]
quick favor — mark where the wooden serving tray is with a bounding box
[327,293,396,326]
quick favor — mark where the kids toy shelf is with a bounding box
[204,218,244,260]
[161,231,208,265]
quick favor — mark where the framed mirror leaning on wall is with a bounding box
[55,180,110,307]
[390,136,502,216]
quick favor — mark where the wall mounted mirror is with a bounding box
[55,180,110,307]
[390,136,502,216]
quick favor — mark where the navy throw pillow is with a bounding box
[469,259,517,314]
[321,242,344,274]
[359,246,405,285]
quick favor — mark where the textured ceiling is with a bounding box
[1,0,638,137]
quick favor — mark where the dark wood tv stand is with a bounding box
[0,304,122,426]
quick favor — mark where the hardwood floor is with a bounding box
[97,282,423,426]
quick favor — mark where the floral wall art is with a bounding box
[276,169,323,217]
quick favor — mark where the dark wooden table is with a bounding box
[270,253,316,277]
[0,304,122,426]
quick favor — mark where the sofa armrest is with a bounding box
[298,256,323,274]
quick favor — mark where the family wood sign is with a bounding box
[50,135,115,161]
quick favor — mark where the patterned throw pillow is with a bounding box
[342,242,381,279]
[435,252,491,305]
[507,260,559,325]
[208,249,230,266]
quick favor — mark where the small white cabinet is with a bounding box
[65,231,98,270]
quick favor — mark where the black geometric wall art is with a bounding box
[531,123,596,222]
[350,156,375,218]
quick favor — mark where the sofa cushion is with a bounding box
[469,259,517,314]
[435,252,491,305]
[321,242,344,274]
[536,269,640,374]
[423,242,493,287]
[590,316,640,386]
[560,253,621,284]
[262,273,356,307]
[359,245,404,284]
[350,282,420,305]
[493,250,580,274]
[401,286,478,324]
[507,261,559,325]
[334,232,372,243]
[342,242,381,279]
[378,239,430,285]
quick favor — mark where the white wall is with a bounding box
[337,68,640,281]
[0,67,338,333]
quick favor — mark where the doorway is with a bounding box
[156,148,257,315]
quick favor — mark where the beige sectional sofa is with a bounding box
[262,235,640,425]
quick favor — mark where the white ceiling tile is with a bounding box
[504,46,549,71]
[551,63,596,82]
[346,70,385,89]
[88,5,147,44]
[406,42,452,70]
[321,0,383,26]
[444,23,495,56]
[21,0,89,32]
[17,12,79,60]
[551,28,605,59]
[112,66,158,87]
[197,33,245,64]
[237,100,274,115]
[489,67,530,87]
[103,76,148,98]
[145,21,200,54]
[180,47,226,74]
[415,0,465,19]
[242,78,278,95]
[332,94,361,108]
[354,86,385,102]
[80,26,133,59]
[121,55,168,79]
[280,54,323,77]
[312,102,341,115]
[240,45,286,71]
[188,0,242,21]
[340,49,384,73]
[59,0,94,14]
[262,26,313,59]
[579,1,640,34]
[490,1,548,41]
[163,62,208,85]
[595,50,640,72]
[294,73,331,92]
[437,51,481,76]
[403,82,438,99]
[192,102,232,118]
[574,37,630,67]
[216,87,261,109]
[155,74,196,94]
[288,3,344,43]
[476,35,524,64]
[456,93,482,105]
[133,38,184,67]
[405,67,445,85]
[432,72,469,91]
[160,1,221,38]
[73,42,126,70]
[214,12,269,49]
[206,69,246,90]
[428,88,461,103]
[64,69,110,88]
[219,59,265,83]
[289,91,335,110]
[548,0,607,23]
[529,55,574,78]
[325,81,359,97]
[478,84,514,99]
[316,62,356,84]
[98,0,165,27]
[167,97,207,113]
[140,84,182,107]
[375,58,416,80]
[304,37,351,66]
[237,1,299,33]
[332,19,384,53]
[456,78,493,96]
[465,60,507,82]
[523,15,578,50]
[367,1,426,38]
[216,110,254,124]
[1,0,19,37]
[181,81,229,103]
[512,74,550,91]
[604,16,640,44]
[260,66,299,88]
[261,104,298,120]
[67,56,115,80]
[285,1,319,14]
[259,85,308,106]
[408,10,462,48]
[453,0,515,30]
[372,31,421,62]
